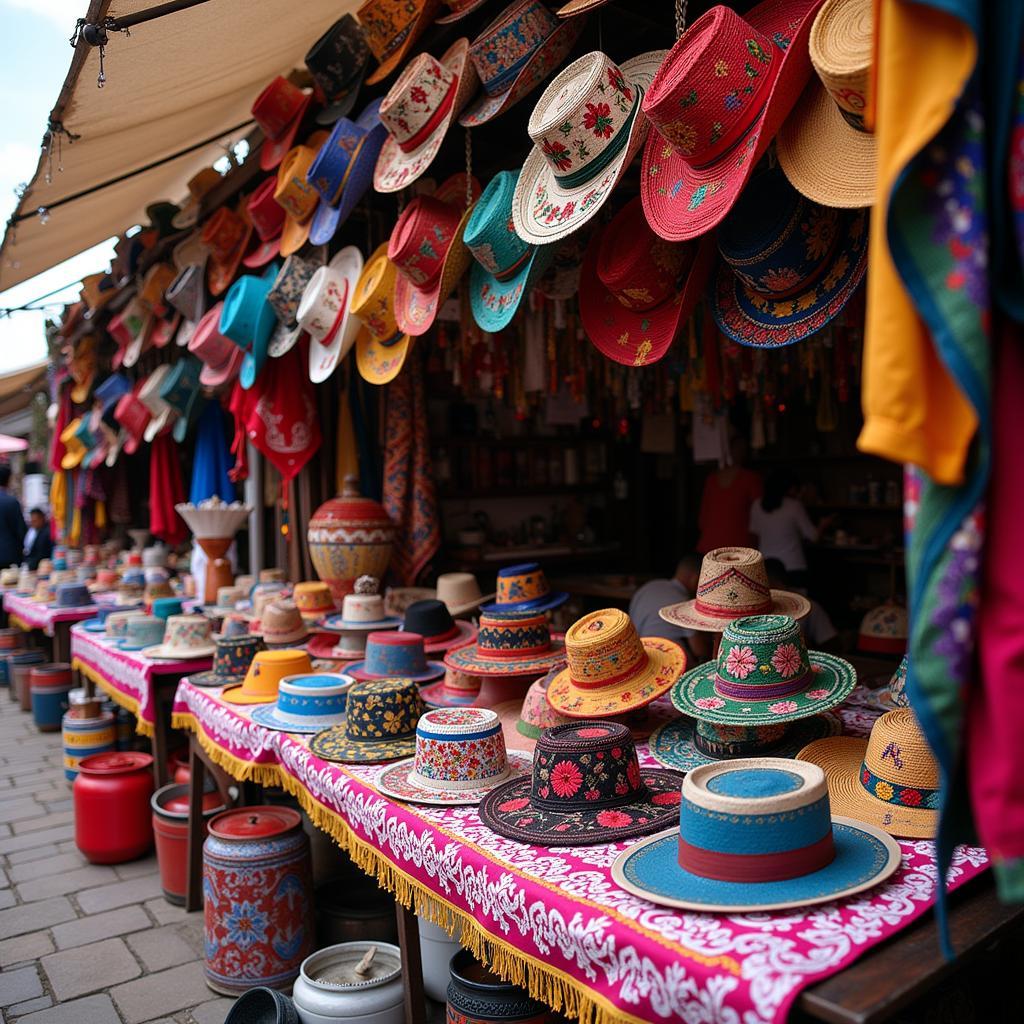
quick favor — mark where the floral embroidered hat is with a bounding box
[639,0,821,242]
[709,165,868,348]
[359,0,443,86]
[512,48,667,245]
[443,611,566,677]
[351,244,413,385]
[672,614,856,726]
[478,720,683,845]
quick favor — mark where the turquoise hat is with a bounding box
[159,356,204,443]
[151,597,184,621]
[464,169,553,333]
[219,261,280,390]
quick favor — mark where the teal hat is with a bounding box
[464,169,552,333]
[219,261,279,390]
[151,597,184,621]
[159,356,204,443]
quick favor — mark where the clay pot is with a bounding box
[151,783,226,905]
[74,752,155,863]
[447,950,554,1024]
[292,942,404,1024]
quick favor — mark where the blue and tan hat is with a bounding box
[250,672,353,733]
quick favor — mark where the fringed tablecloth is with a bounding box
[4,592,97,636]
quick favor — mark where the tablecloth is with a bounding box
[172,681,988,1024]
[3,592,97,636]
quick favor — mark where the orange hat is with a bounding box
[221,649,313,705]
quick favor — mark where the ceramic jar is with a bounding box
[203,807,314,994]
[447,950,554,1024]
[151,783,226,905]
[29,663,74,732]
[292,941,404,1024]
[418,918,462,1003]
[73,752,155,863]
[62,709,117,781]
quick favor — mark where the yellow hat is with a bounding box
[221,649,313,705]
[352,243,412,385]
[59,419,87,470]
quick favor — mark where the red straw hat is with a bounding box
[243,178,285,268]
[640,0,822,242]
[252,76,313,171]
[580,196,714,366]
[188,303,244,388]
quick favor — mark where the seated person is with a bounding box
[628,555,710,663]
[764,558,838,651]
[23,507,53,571]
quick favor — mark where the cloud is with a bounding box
[1,1,87,30]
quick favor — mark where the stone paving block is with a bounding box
[127,921,204,972]
[16,993,121,1023]
[0,823,74,856]
[111,961,210,1024]
[51,904,151,950]
[76,873,164,914]
[0,888,15,909]
[8,851,88,884]
[17,864,119,902]
[42,936,142,1001]
[144,898,197,927]
[115,855,160,880]
[7,995,53,1017]
[191,997,235,1024]
[0,799,43,824]
[0,895,76,938]
[6,843,59,865]
[12,809,75,834]
[27,787,72,804]
[0,964,44,1007]
[0,929,55,967]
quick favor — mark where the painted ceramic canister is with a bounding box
[30,664,74,732]
[202,806,314,995]
[62,710,116,781]
[447,949,554,1024]
[307,475,396,602]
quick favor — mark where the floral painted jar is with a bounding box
[202,806,314,995]
[447,949,553,1024]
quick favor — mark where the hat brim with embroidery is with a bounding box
[306,246,365,384]
[445,635,566,677]
[365,0,443,85]
[469,244,553,334]
[376,749,532,806]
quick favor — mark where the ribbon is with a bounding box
[554,88,643,190]
[713,668,812,701]
[678,831,835,882]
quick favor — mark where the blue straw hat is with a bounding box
[219,261,280,389]
[479,562,567,614]
[250,672,353,733]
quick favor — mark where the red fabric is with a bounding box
[696,467,762,553]
[49,386,71,473]
[149,433,187,544]
[227,381,257,482]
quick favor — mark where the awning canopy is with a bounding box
[0,0,359,291]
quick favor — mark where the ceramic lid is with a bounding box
[208,806,302,840]
[77,752,154,775]
[301,941,402,988]
[160,790,224,816]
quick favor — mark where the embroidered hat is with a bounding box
[138,366,174,443]
[299,246,364,383]
[480,562,566,614]
[545,608,686,718]
[640,0,821,242]
[118,615,166,651]
[359,0,443,86]
[493,666,571,750]
[274,132,329,257]
[377,707,531,805]
[857,602,907,656]
[191,634,265,688]
[351,244,412,385]
[886,654,910,710]
[188,303,244,387]
[250,672,353,733]
[672,614,856,726]
[201,205,253,297]
[267,250,324,358]
[776,0,875,208]
[306,14,370,124]
[347,632,445,683]
[465,169,553,333]
[293,582,336,624]
[389,173,482,336]
[172,167,222,229]
[459,0,586,127]
[436,572,493,616]
[222,649,314,705]
[437,0,489,21]
[309,677,427,762]
[220,261,280,389]
[611,757,901,912]
[373,40,479,193]
[252,76,313,172]
[579,196,713,366]
[142,614,215,660]
[659,547,810,633]
[479,721,683,845]
[401,599,477,653]
[444,612,565,677]
[243,178,286,268]
[166,264,206,326]
[512,48,666,245]
[257,600,311,647]
[419,667,482,708]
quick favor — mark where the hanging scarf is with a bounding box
[190,401,236,503]
[150,433,188,545]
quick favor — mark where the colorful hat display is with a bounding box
[293,582,336,623]
[611,757,901,912]
[299,246,364,383]
[306,14,370,124]
[512,49,666,245]
[309,677,427,763]
[419,668,482,708]
[436,572,493,616]
[710,166,868,348]
[659,547,810,633]
[220,261,280,388]
[347,632,445,683]
[252,76,313,172]
[351,244,412,385]
[639,0,820,242]
[359,0,443,86]
[480,562,566,614]
[243,178,286,268]
[444,612,565,677]
[273,132,329,256]
[142,614,215,660]
[188,304,244,387]
[776,0,875,208]
[459,0,586,127]
[401,599,476,654]
[159,356,203,443]
[258,600,311,647]
[857,603,908,656]
[250,672,353,733]
[201,206,253,297]
[191,634,265,688]
[673,615,857,726]
[579,196,713,366]
[119,615,166,651]
[267,252,323,358]
[545,608,685,718]
[222,649,314,705]
[479,721,683,845]
[376,707,531,805]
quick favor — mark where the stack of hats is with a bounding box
[307,576,400,663]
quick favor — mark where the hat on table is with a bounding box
[351,244,412,386]
[401,599,476,654]
[267,252,323,359]
[273,132,329,257]
[545,608,686,718]
[188,304,244,388]
[306,634,362,664]
[173,167,222,229]
[252,76,313,172]
[419,667,482,708]
[142,615,215,660]
[293,582,336,624]
[436,572,493,617]
[298,246,364,384]
[201,206,253,297]
[857,602,907,656]
[479,720,683,845]
[251,672,353,733]
[493,666,570,750]
[258,600,310,647]
[119,615,166,651]
[639,0,821,242]
[220,261,281,389]
[103,610,145,640]
[776,0,875,208]
[376,707,532,805]
[672,614,856,726]
[480,562,566,614]
[306,14,370,124]
[191,634,265,688]
[659,547,810,633]
[309,677,427,763]
[243,178,286,268]
[359,0,442,86]
[384,586,436,617]
[317,576,401,633]
[611,757,901,912]
[443,612,565,677]
[347,632,445,683]
[222,649,314,705]
[511,48,666,246]
[54,582,93,609]
[150,597,183,621]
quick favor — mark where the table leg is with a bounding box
[53,622,70,665]
[396,902,427,1024]
[185,738,207,912]
[151,685,170,790]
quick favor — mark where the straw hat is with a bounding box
[273,132,329,257]
[436,572,493,617]
[359,0,442,86]
[419,668,483,708]
[142,615,215,660]
[251,76,314,172]
[222,649,313,705]
[480,561,566,614]
[299,246,364,384]
[351,244,413,386]
[250,672,353,733]
[777,0,875,208]
[444,612,565,677]
[258,600,310,647]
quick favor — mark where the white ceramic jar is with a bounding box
[417,917,462,1003]
[293,941,404,1024]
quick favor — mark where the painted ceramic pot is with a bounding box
[62,710,117,781]
[307,476,396,602]
[152,783,226,906]
[203,807,314,995]
[73,752,155,864]
[446,950,553,1024]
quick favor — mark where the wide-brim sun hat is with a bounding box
[317,610,402,634]
[511,49,667,246]
[303,246,365,384]
[306,632,363,663]
[443,612,566,677]
[249,672,353,733]
[346,657,445,683]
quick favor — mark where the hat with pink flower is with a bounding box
[672,614,856,726]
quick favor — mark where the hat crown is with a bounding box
[714,614,811,699]
[201,207,248,262]
[341,590,387,622]
[212,634,263,676]
[388,195,462,287]
[221,270,275,348]
[809,0,872,132]
[520,671,569,732]
[275,673,350,724]
[359,0,422,65]
[464,170,531,279]
[344,677,425,741]
[351,249,401,342]
[693,546,773,618]
[476,613,553,655]
[306,13,369,98]
[269,253,322,326]
[403,599,456,641]
[860,708,938,808]
[247,177,286,241]
[262,599,304,637]
[564,609,646,688]
[163,615,211,651]
[469,0,559,97]
[55,583,91,608]
[494,561,551,605]
[125,615,165,645]
[364,631,428,675]
[189,303,236,367]
[294,581,333,610]
[379,52,457,150]
[274,145,321,222]
[693,717,787,758]
[252,76,307,139]
[413,707,509,788]
[436,571,483,608]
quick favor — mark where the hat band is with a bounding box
[677,830,835,882]
[377,329,405,348]
[346,726,415,744]
[713,667,812,701]
[330,134,368,205]
[423,623,459,644]
[859,762,940,809]
[398,76,458,154]
[480,639,552,658]
[554,88,641,190]
[692,596,771,619]
[379,21,415,63]
[569,655,647,690]
[493,246,533,283]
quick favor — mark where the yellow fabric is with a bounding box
[50,471,66,543]
[858,0,977,485]
[335,388,359,491]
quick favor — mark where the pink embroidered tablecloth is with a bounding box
[3,592,97,636]
[172,680,988,1024]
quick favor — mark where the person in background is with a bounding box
[0,465,25,569]
[628,555,710,663]
[23,508,53,571]
[764,558,839,651]
[696,434,762,552]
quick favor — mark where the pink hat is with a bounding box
[188,303,244,387]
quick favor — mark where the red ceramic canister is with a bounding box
[74,752,155,863]
[151,784,225,905]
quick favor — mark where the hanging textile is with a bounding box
[190,401,236,503]
[334,383,359,494]
[150,433,188,545]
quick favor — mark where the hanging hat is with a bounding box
[252,76,314,172]
[659,547,810,633]
[108,297,148,365]
[243,178,286,268]
[222,649,314,705]
[138,365,174,442]
[479,721,683,845]
[166,265,206,325]
[480,561,566,614]
[639,0,820,242]
[444,612,565,677]
[401,599,477,654]
[69,336,98,403]
[143,201,180,238]
[465,169,553,333]
[359,0,443,86]
[257,600,311,647]
[113,388,151,455]
[274,132,330,257]
[376,707,532,805]
[351,244,412,385]
[673,614,857,726]
[251,672,353,732]
[94,373,131,416]
[267,251,323,359]
[545,609,686,718]
[293,582,336,624]
[80,274,116,313]
[579,196,713,366]
[459,0,586,127]
[493,667,570,750]
[373,40,479,193]
[436,572,493,617]
[777,0,875,208]
[191,634,266,688]
[172,167,223,228]
[611,756,900,912]
[139,262,176,311]
[347,631,445,683]
[201,206,253,296]
[188,303,245,387]
[220,261,280,389]
[419,667,483,708]
[437,0,489,21]
[299,246,364,384]
[512,49,666,245]
[309,677,427,763]
[306,14,371,124]
[857,602,907,656]
[159,356,203,443]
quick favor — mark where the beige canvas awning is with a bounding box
[0,0,360,291]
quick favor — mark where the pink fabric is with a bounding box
[4,593,96,636]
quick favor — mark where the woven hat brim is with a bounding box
[347,661,446,683]
[776,80,877,209]
[512,50,666,246]
[478,591,568,614]
[189,670,246,688]
[419,678,481,707]
[444,637,566,677]
[556,0,610,15]
[798,736,938,839]
[317,615,402,634]
[672,650,857,725]
[545,637,685,718]
[365,0,442,85]
[611,817,902,912]
[259,93,313,172]
[421,619,478,654]
[469,245,553,334]
[640,0,818,242]
[220,684,279,705]
[436,0,489,23]
[659,588,812,633]
[356,327,412,385]
[445,591,494,617]
[478,767,684,845]
[309,726,417,763]
[249,704,346,733]
[140,644,215,660]
[375,750,532,805]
